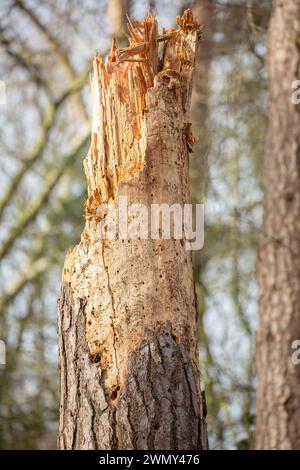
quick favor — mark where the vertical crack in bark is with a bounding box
[101,242,120,400]
[58,290,68,450]
[145,343,159,449]
[155,326,177,449]
[90,396,98,450]
[72,297,85,449]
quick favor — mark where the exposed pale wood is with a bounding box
[58,10,208,450]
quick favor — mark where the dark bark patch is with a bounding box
[117,321,208,450]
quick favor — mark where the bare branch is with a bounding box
[0,133,89,260]
[0,72,89,222]
[0,257,50,314]
[0,28,51,95]
[14,0,88,121]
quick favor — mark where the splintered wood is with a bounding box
[84,15,158,218]
[84,10,199,219]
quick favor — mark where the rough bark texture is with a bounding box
[58,10,208,450]
[256,0,300,450]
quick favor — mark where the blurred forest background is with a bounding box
[0,0,271,449]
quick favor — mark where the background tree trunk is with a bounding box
[58,10,208,450]
[256,0,300,450]
[190,0,215,201]
[107,0,131,47]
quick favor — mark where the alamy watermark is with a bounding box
[95,196,204,251]
[291,340,300,365]
[0,80,6,105]
[0,340,6,365]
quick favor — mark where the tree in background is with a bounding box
[108,0,131,45]
[256,0,300,450]
[190,0,270,449]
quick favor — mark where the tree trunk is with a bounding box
[191,0,215,200]
[107,0,131,46]
[58,10,208,450]
[256,0,300,450]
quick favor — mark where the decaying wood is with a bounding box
[58,10,208,450]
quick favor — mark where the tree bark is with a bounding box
[256,0,300,450]
[58,10,208,450]
[107,0,131,46]
[191,0,215,201]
